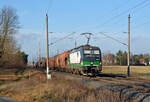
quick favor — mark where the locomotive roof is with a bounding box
[53,44,100,57]
[70,44,100,51]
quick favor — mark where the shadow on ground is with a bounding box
[98,73,127,78]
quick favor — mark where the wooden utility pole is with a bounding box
[46,14,51,79]
[127,14,130,77]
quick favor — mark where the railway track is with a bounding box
[51,71,150,102]
[76,73,150,92]
[35,67,150,101]
[37,67,150,91]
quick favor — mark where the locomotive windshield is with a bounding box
[84,49,100,58]
[84,50,91,54]
[93,50,100,54]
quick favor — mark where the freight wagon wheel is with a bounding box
[68,68,71,73]
[80,70,86,76]
[71,69,74,74]
[75,69,79,75]
[78,70,82,75]
[91,73,96,77]
[77,70,80,75]
[73,69,76,74]
[74,69,77,74]
[66,69,69,73]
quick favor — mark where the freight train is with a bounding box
[36,45,102,76]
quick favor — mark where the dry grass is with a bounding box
[2,66,149,102]
[102,66,150,79]
[0,70,121,102]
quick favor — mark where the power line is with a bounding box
[116,14,150,34]
[72,0,131,32]
[93,0,150,30]
[108,0,150,35]
[131,0,150,14]
[98,32,128,46]
[73,0,150,33]
[132,21,150,31]
[109,0,131,13]
[50,32,76,45]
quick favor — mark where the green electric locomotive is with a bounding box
[67,45,102,75]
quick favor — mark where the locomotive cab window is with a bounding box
[93,50,100,54]
[84,50,91,54]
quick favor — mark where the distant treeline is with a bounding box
[102,50,150,66]
[0,6,28,68]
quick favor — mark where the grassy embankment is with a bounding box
[102,66,150,79]
[0,68,121,102]
[1,66,149,102]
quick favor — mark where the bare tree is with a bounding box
[0,6,19,58]
[102,52,115,65]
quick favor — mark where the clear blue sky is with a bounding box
[1,0,150,61]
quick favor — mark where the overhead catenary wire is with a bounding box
[92,0,150,31]
[108,0,150,36]
[72,0,132,32]
[46,0,149,37]
[131,0,150,14]
[98,32,128,46]
[106,0,148,24]
[50,32,83,56]
[50,32,76,45]
[131,2,150,30]
[72,0,150,34]
[108,0,131,13]
[45,0,150,33]
[116,15,150,34]
[44,0,150,56]
[132,21,150,31]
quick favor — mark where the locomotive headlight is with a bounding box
[81,61,83,65]
[100,62,102,65]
